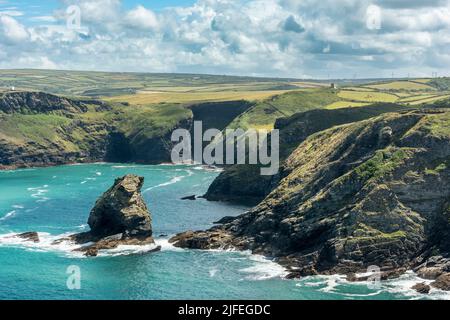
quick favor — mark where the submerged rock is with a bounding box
[70,174,161,256]
[16,232,40,243]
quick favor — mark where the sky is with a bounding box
[0,0,449,79]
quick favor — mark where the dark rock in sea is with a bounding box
[70,174,161,256]
[88,174,153,238]
[181,195,196,200]
[171,109,450,278]
[169,229,233,250]
[431,273,450,291]
[16,232,40,243]
[412,283,431,294]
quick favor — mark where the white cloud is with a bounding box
[124,5,158,30]
[0,15,28,42]
[0,0,449,78]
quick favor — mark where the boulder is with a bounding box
[412,283,431,294]
[431,273,450,291]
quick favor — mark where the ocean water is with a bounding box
[0,163,448,300]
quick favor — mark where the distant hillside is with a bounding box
[0,69,309,98]
[429,78,450,91]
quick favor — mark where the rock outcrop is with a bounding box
[16,232,40,243]
[414,256,450,291]
[0,91,88,114]
[69,174,160,256]
[171,109,450,279]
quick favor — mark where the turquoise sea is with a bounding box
[0,164,448,300]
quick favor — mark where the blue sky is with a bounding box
[0,0,449,78]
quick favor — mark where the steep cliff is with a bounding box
[204,103,407,204]
[0,91,193,168]
[171,109,450,277]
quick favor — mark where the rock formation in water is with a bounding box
[69,174,160,256]
[15,232,40,243]
[171,109,450,290]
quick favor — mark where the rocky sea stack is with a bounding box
[70,174,160,256]
[170,109,450,288]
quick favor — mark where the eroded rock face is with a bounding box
[87,175,152,238]
[69,174,160,256]
[204,104,407,204]
[171,110,450,277]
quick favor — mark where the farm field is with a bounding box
[104,89,294,104]
[324,79,450,112]
[337,90,399,103]
[0,69,311,98]
[364,80,435,91]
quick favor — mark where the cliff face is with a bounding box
[204,104,407,204]
[171,109,450,276]
[0,91,193,168]
[0,92,254,169]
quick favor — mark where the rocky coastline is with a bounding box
[170,109,450,293]
[3,91,450,294]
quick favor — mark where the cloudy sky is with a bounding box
[0,0,449,79]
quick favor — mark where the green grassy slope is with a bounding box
[227,89,341,130]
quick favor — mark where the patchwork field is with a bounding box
[104,90,293,105]
[337,90,399,103]
[0,69,309,98]
[364,80,435,91]
[323,79,450,112]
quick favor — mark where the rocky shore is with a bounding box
[170,109,450,292]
